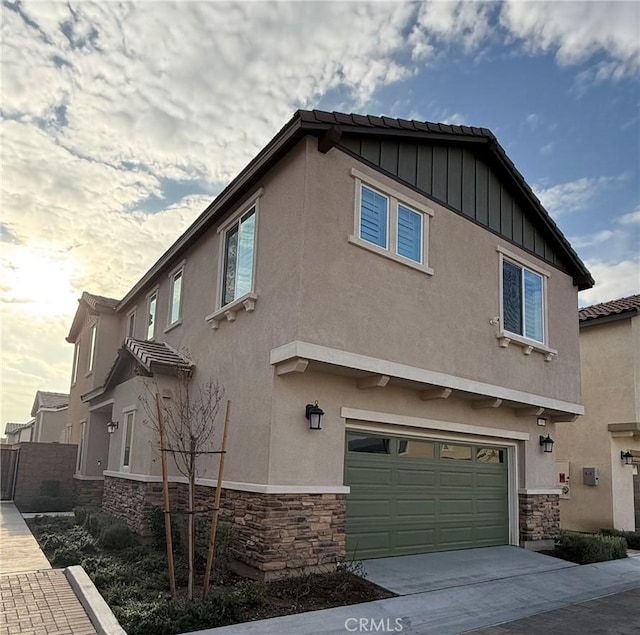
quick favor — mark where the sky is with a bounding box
[1,0,639,425]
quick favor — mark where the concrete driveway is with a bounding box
[184,547,640,635]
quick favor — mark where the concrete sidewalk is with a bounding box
[183,554,640,635]
[0,502,124,635]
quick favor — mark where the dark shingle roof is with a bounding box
[35,391,69,409]
[579,294,640,323]
[125,338,192,374]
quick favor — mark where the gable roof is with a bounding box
[82,337,193,402]
[579,294,640,326]
[67,291,119,343]
[112,109,592,311]
[31,391,69,416]
[4,421,33,435]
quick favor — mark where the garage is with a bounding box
[344,431,510,559]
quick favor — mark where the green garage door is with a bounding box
[345,432,509,559]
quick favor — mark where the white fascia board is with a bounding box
[271,340,584,415]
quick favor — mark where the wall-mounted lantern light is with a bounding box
[305,401,325,431]
[106,421,119,434]
[537,417,547,427]
[621,450,634,466]
[539,434,555,453]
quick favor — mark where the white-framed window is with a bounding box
[127,310,136,338]
[146,292,157,340]
[87,324,97,374]
[121,409,135,471]
[76,420,85,473]
[350,168,433,274]
[499,249,547,344]
[221,206,257,307]
[168,266,184,326]
[71,341,80,385]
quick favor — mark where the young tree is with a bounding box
[141,372,224,599]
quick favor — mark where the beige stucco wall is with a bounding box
[81,135,582,496]
[556,317,639,531]
[35,409,67,443]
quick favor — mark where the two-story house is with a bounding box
[67,110,593,579]
[556,295,640,532]
[3,391,68,445]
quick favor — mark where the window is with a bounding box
[87,324,97,374]
[440,444,472,460]
[502,259,545,343]
[222,207,256,307]
[351,169,433,273]
[76,420,85,472]
[147,293,157,340]
[127,311,136,338]
[398,439,434,458]
[169,269,183,325]
[347,433,391,454]
[71,342,79,384]
[476,447,505,463]
[121,410,135,470]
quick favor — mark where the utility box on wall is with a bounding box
[583,466,599,486]
[556,461,570,499]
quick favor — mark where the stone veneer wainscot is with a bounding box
[519,493,560,550]
[103,475,346,579]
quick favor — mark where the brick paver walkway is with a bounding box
[0,569,97,635]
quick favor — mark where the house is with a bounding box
[30,391,69,443]
[3,421,35,445]
[555,295,640,532]
[66,109,593,579]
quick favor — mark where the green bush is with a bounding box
[99,522,137,550]
[555,531,627,564]
[600,528,640,550]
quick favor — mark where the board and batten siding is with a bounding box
[339,135,566,272]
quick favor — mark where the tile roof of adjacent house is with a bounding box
[31,391,69,417]
[4,422,33,434]
[579,294,640,324]
[114,109,592,311]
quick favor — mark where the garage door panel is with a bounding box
[345,432,509,559]
[439,471,475,487]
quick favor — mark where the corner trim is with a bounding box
[341,407,530,441]
[271,340,584,415]
[73,474,105,481]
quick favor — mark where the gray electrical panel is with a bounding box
[583,467,599,486]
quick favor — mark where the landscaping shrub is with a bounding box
[555,531,627,564]
[75,507,137,550]
[600,528,640,550]
[99,522,137,550]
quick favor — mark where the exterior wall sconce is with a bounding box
[106,421,119,434]
[539,434,555,453]
[621,451,633,466]
[305,401,325,430]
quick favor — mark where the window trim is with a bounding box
[76,419,86,473]
[497,246,556,358]
[146,287,159,341]
[120,406,136,472]
[350,168,433,275]
[166,260,186,331]
[71,341,80,385]
[126,308,136,339]
[86,323,97,376]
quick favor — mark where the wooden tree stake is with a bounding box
[156,391,176,597]
[202,400,231,598]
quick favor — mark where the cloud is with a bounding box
[500,1,640,80]
[534,174,628,217]
[579,258,640,306]
[619,209,640,225]
[539,142,554,156]
[569,230,615,249]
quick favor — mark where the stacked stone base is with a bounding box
[519,493,560,551]
[103,475,346,579]
[73,478,105,508]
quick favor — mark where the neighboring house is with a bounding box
[67,110,593,579]
[30,391,69,443]
[4,421,35,445]
[556,295,640,532]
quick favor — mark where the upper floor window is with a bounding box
[71,341,79,385]
[121,409,135,471]
[127,310,136,338]
[147,292,157,340]
[169,268,183,326]
[87,324,97,374]
[502,258,545,343]
[350,168,433,274]
[222,207,256,307]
